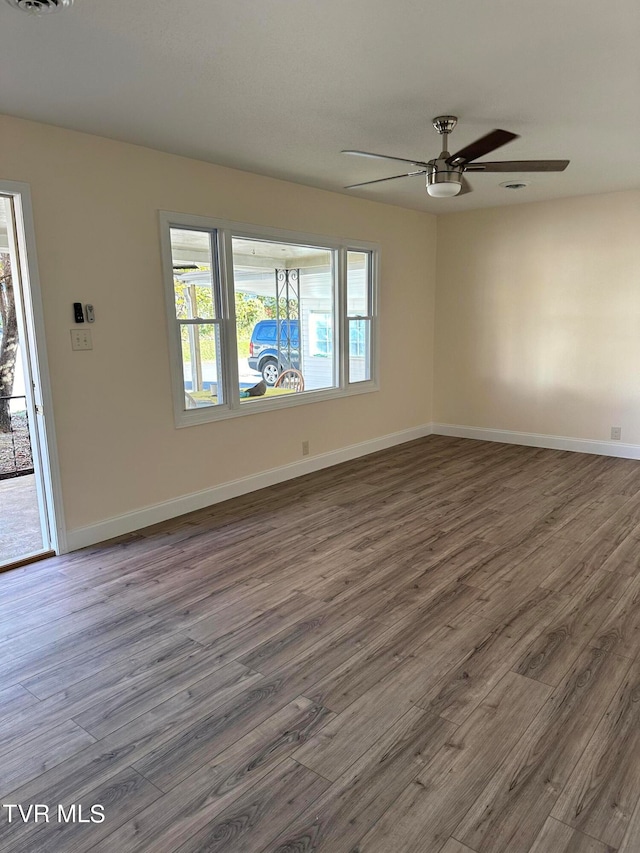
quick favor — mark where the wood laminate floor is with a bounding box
[1,435,640,852]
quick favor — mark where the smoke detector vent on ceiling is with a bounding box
[5,0,73,14]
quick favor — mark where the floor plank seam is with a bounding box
[290,757,334,785]
[552,814,623,850]
[507,666,561,689]
[450,837,480,853]
[130,764,168,795]
[16,681,44,702]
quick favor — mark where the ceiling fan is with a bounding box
[342,116,569,198]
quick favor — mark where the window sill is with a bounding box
[174,381,379,428]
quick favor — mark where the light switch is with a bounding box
[71,329,93,351]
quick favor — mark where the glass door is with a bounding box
[0,191,57,567]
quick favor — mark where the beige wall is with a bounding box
[434,190,640,443]
[8,111,635,542]
[0,114,436,535]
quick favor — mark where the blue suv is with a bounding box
[248,319,300,385]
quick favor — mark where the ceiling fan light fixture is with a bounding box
[426,169,462,198]
[427,181,461,198]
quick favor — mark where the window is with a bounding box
[349,320,366,358]
[170,229,223,409]
[311,315,365,359]
[161,213,378,425]
[309,312,332,358]
[347,250,373,383]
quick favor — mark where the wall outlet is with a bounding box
[71,328,93,351]
[611,426,622,441]
[302,440,310,457]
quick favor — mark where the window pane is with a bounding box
[347,251,369,316]
[348,318,371,383]
[310,312,332,357]
[180,323,223,408]
[231,237,336,398]
[170,228,216,319]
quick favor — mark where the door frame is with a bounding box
[1,180,66,555]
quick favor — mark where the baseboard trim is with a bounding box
[432,422,640,461]
[65,423,434,552]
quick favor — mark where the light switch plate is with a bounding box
[71,329,93,351]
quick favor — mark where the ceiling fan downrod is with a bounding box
[427,116,464,197]
[432,116,458,156]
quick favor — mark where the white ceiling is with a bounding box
[1,0,639,213]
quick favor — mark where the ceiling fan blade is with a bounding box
[446,129,518,167]
[465,159,570,172]
[458,175,473,195]
[342,149,431,168]
[344,171,426,189]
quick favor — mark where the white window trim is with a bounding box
[159,211,380,427]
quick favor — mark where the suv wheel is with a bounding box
[261,358,280,386]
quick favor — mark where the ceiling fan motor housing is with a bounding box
[5,0,73,14]
[426,158,463,197]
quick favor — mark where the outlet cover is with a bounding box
[611,426,622,441]
[302,440,310,456]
